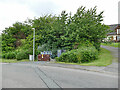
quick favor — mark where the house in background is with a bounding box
[105,24,120,42]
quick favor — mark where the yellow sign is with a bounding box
[42,54,43,58]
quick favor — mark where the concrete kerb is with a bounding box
[36,63,118,76]
[5,61,118,76]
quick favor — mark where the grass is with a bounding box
[0,59,38,63]
[0,59,29,63]
[55,48,113,66]
[101,42,120,48]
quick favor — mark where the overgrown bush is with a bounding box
[56,46,98,63]
[4,52,16,59]
[2,53,6,58]
[56,49,78,63]
[16,51,26,60]
[77,46,98,63]
[16,50,32,60]
[51,49,57,59]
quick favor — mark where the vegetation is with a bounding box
[55,48,113,66]
[0,59,30,63]
[0,35,1,59]
[101,43,120,48]
[1,6,110,63]
[56,46,98,63]
[56,49,78,63]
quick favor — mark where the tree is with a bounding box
[2,6,109,58]
[2,22,32,52]
[66,6,109,50]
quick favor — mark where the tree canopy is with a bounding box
[2,6,110,55]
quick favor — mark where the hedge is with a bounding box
[56,46,98,63]
[2,52,16,59]
[77,46,98,63]
[16,49,32,60]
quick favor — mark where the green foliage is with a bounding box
[51,48,58,59]
[2,22,32,53]
[16,49,32,60]
[56,49,78,63]
[2,6,109,60]
[2,53,6,59]
[3,52,16,59]
[77,46,98,63]
[16,51,27,60]
[56,46,98,63]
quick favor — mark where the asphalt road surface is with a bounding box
[1,63,118,88]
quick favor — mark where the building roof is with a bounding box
[108,24,120,30]
[107,24,120,35]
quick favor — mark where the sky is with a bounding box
[0,0,119,34]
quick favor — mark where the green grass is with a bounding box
[0,59,29,63]
[0,59,38,63]
[101,43,120,48]
[55,48,113,66]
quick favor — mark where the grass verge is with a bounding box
[55,48,113,66]
[0,59,38,63]
[101,43,120,48]
[0,59,29,63]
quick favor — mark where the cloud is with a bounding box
[0,1,36,32]
[0,0,61,33]
[28,0,60,16]
[1,0,61,16]
[0,0,119,34]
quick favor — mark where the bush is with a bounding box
[2,53,6,58]
[55,57,59,61]
[77,46,98,63]
[16,49,33,60]
[16,52,24,60]
[57,49,78,63]
[4,52,16,59]
[93,42,101,51]
[51,49,57,59]
[16,50,27,60]
[56,46,98,63]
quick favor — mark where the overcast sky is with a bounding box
[0,0,119,34]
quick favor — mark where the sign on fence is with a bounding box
[41,51,52,55]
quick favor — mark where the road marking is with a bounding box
[34,66,62,89]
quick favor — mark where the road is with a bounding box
[101,45,119,62]
[1,62,118,88]
[101,45,119,73]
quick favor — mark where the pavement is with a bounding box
[101,45,119,74]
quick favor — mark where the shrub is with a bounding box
[16,50,27,60]
[51,49,57,59]
[56,46,98,63]
[93,42,101,51]
[16,52,24,60]
[16,49,33,60]
[57,49,78,63]
[55,57,59,61]
[57,53,68,62]
[77,46,98,63]
[2,53,6,58]
[4,52,16,59]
